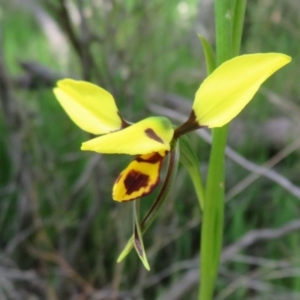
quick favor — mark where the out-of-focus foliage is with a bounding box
[0,0,300,299]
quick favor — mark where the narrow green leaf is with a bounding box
[179,135,205,211]
[133,200,150,271]
[198,34,216,75]
[232,0,247,56]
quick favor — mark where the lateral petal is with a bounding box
[113,152,165,202]
[81,116,174,155]
[53,79,123,134]
[193,53,291,127]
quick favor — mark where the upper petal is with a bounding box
[193,53,291,128]
[53,79,123,134]
[81,116,174,155]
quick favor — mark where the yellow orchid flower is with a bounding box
[53,53,291,202]
[54,79,174,202]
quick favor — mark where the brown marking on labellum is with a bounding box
[136,152,164,164]
[121,152,168,200]
[124,170,150,195]
[145,128,164,144]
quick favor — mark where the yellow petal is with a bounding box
[113,152,165,202]
[81,116,174,155]
[53,79,123,134]
[193,53,291,127]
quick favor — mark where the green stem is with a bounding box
[215,0,234,65]
[199,0,246,299]
[199,127,228,300]
[232,0,247,56]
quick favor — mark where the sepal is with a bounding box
[53,79,124,134]
[133,201,150,270]
[81,116,174,155]
[193,53,291,127]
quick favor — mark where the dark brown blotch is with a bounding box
[145,128,164,144]
[136,152,164,164]
[124,170,149,195]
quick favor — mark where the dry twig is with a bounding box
[159,219,300,300]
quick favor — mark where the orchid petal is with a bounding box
[113,152,165,202]
[193,53,291,127]
[81,116,174,155]
[53,79,123,134]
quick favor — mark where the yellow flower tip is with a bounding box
[80,143,91,151]
[80,116,174,155]
[53,78,123,134]
[112,152,165,202]
[193,53,292,128]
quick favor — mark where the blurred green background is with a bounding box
[1,0,300,299]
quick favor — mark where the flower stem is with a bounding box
[198,0,246,299]
[199,127,228,300]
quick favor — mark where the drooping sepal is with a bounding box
[81,116,174,155]
[133,201,150,270]
[53,79,124,134]
[113,152,165,202]
[192,53,291,128]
